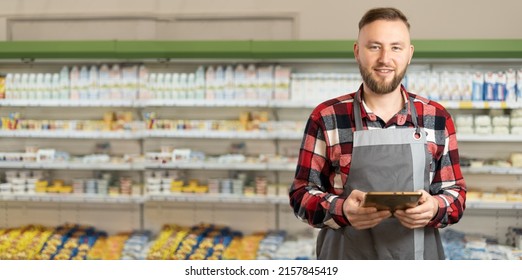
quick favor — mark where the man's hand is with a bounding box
[343,190,392,230]
[393,190,439,229]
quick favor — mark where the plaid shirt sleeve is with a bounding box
[289,107,349,229]
[425,103,467,228]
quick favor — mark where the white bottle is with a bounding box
[98,64,110,100]
[109,64,122,100]
[4,73,13,99]
[79,66,90,99]
[59,66,70,99]
[234,64,246,100]
[13,73,22,99]
[224,65,235,99]
[179,73,188,99]
[69,66,80,100]
[171,73,180,100]
[245,64,258,100]
[215,66,225,99]
[195,66,205,100]
[163,73,173,100]
[88,65,99,99]
[147,73,157,101]
[42,73,52,99]
[156,73,165,99]
[122,65,138,100]
[51,73,61,99]
[505,69,516,103]
[187,73,196,99]
[205,66,215,100]
[27,73,37,100]
[137,65,149,100]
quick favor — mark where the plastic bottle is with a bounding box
[234,64,246,100]
[205,66,216,100]
[69,66,80,100]
[59,66,70,99]
[98,64,110,99]
[88,65,99,99]
[195,66,205,100]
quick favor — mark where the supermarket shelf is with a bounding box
[145,130,302,140]
[2,99,522,110]
[465,200,522,209]
[0,162,141,170]
[0,161,295,171]
[146,193,288,204]
[439,100,522,109]
[0,193,145,203]
[145,161,295,171]
[146,130,270,139]
[0,99,136,107]
[146,161,268,171]
[2,193,519,209]
[0,130,142,139]
[6,161,520,173]
[457,134,522,142]
[462,166,522,175]
[144,99,270,108]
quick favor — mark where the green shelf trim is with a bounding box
[250,40,355,59]
[411,39,522,59]
[0,41,118,59]
[0,39,521,60]
[114,41,253,59]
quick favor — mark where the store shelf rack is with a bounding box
[1,39,522,238]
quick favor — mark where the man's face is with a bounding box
[354,19,414,94]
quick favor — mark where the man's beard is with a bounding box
[359,64,407,94]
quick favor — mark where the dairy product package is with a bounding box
[505,69,517,102]
[495,71,507,101]
[471,72,484,101]
[483,71,496,101]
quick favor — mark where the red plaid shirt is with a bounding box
[289,85,466,229]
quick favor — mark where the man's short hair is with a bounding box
[358,7,410,31]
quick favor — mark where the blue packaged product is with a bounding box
[495,72,507,101]
[471,72,484,101]
[483,72,496,101]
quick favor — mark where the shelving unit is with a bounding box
[1,40,522,242]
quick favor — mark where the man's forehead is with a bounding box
[358,20,410,42]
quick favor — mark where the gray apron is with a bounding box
[316,96,445,260]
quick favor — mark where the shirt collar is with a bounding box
[355,84,412,126]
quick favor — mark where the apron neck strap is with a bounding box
[353,92,419,131]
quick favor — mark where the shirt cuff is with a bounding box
[330,197,351,227]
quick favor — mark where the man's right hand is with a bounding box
[343,190,392,230]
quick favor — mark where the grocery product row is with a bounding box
[0,223,316,260]
[441,228,522,260]
[405,69,522,102]
[0,143,297,170]
[2,63,522,104]
[0,110,305,136]
[455,109,522,135]
[1,223,521,260]
[0,169,289,198]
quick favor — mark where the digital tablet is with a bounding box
[362,191,422,211]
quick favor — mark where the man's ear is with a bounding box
[408,44,414,64]
[353,42,360,62]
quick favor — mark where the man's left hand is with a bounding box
[393,190,438,229]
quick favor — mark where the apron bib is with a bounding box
[316,96,445,260]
